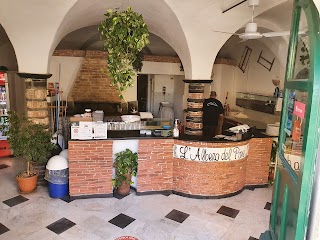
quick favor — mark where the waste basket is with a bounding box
[45,155,69,198]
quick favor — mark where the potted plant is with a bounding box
[113,148,138,195]
[0,111,56,193]
[99,7,150,99]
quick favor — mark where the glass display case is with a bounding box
[236,92,277,114]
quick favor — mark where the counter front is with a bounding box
[68,135,272,199]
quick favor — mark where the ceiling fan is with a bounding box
[213,0,306,40]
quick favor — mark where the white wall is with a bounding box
[140,61,184,76]
[49,56,83,100]
[151,74,175,118]
[122,74,138,102]
[211,64,236,108]
[0,42,18,71]
[218,40,285,96]
[173,75,185,122]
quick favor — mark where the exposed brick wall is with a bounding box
[68,140,113,197]
[137,139,174,192]
[246,138,272,185]
[53,50,86,57]
[214,58,237,66]
[53,50,180,63]
[173,140,248,196]
[68,54,121,103]
[143,55,180,63]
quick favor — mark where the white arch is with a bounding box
[50,0,192,78]
[165,0,288,79]
[0,0,78,74]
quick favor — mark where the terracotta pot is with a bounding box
[16,173,38,194]
[117,174,131,196]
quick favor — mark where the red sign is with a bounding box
[0,72,5,85]
[293,101,306,119]
[292,119,302,142]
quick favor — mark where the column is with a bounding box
[183,80,212,136]
[17,73,52,126]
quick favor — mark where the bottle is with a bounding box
[173,119,179,138]
[84,109,92,118]
[274,86,279,98]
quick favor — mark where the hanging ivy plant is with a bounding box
[99,7,149,99]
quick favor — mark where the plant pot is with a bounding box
[117,174,131,196]
[16,173,38,194]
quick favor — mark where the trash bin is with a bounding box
[59,149,68,160]
[45,155,69,198]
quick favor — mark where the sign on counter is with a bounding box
[71,122,108,140]
[93,122,108,139]
[173,144,249,162]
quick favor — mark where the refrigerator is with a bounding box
[0,72,11,157]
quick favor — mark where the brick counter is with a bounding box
[137,138,272,197]
[172,141,248,196]
[68,137,272,198]
[68,140,113,198]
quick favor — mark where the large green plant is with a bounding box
[1,111,55,177]
[113,148,138,188]
[99,7,149,99]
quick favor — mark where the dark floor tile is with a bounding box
[46,217,76,234]
[162,191,172,196]
[3,195,29,207]
[0,223,10,235]
[248,237,259,240]
[0,164,9,170]
[246,186,255,191]
[165,209,190,223]
[109,213,135,229]
[264,202,271,211]
[113,190,129,200]
[217,206,240,219]
[59,195,74,203]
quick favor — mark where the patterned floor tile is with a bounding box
[0,223,10,235]
[3,195,29,207]
[217,206,240,219]
[264,202,271,211]
[109,214,135,229]
[165,209,190,223]
[46,217,76,234]
[0,164,10,170]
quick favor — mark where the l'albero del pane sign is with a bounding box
[173,144,249,162]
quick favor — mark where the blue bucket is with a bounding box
[48,182,69,198]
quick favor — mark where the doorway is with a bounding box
[260,1,320,239]
[137,74,148,112]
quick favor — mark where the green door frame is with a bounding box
[261,0,320,239]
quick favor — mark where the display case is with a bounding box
[236,92,277,114]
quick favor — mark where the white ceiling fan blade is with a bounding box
[212,30,241,36]
[262,30,307,38]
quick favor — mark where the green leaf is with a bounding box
[99,7,149,97]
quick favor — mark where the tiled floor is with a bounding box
[0,157,272,240]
